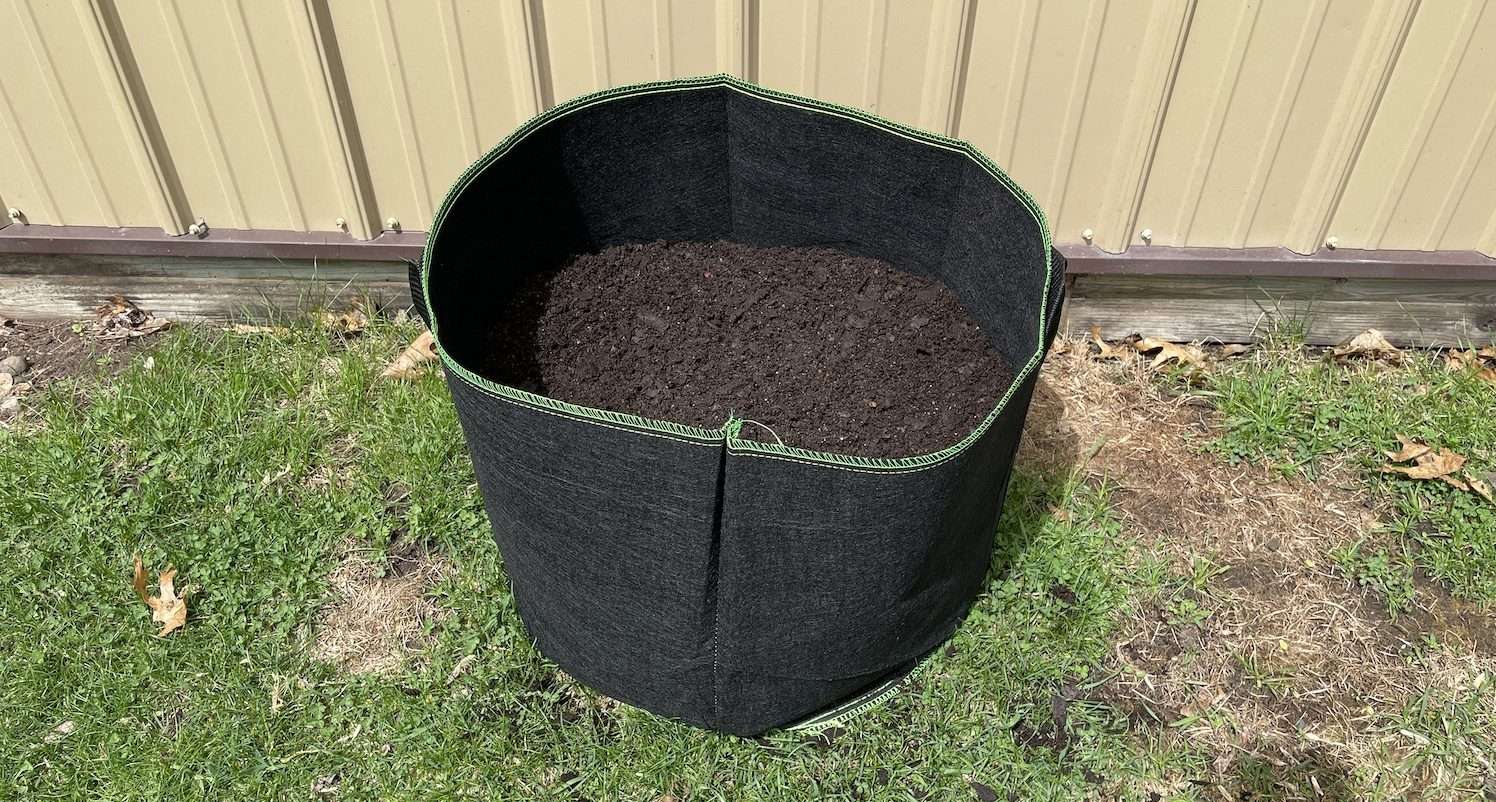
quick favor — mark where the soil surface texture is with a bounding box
[482,240,1012,458]
[0,318,153,387]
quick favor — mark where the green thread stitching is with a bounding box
[785,650,939,733]
[440,343,726,446]
[421,74,1054,472]
[723,414,745,440]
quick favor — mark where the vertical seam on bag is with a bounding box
[712,85,733,723]
[724,84,735,242]
[707,438,730,724]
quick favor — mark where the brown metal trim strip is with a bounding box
[0,224,426,262]
[2,224,1493,280]
[1057,243,1496,281]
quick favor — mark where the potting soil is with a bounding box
[481,239,1011,458]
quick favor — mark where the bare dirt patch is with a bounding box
[0,318,158,387]
[311,536,451,675]
[1019,342,1496,794]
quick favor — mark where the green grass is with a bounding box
[0,321,1204,801]
[1331,540,1419,616]
[1193,341,1496,603]
[1364,677,1496,799]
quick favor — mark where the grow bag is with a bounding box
[412,75,1064,736]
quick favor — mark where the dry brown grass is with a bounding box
[311,537,452,675]
[1020,340,1496,792]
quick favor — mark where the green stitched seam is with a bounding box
[442,343,726,445]
[420,74,1053,471]
[784,651,939,733]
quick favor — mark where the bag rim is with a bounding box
[419,73,1057,474]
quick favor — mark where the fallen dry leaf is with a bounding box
[1088,326,1133,360]
[317,308,368,335]
[1218,343,1252,358]
[1384,434,1431,463]
[1444,347,1496,386]
[1134,337,1207,370]
[1468,473,1494,504]
[43,720,76,744]
[446,652,478,685]
[93,295,170,341]
[1380,436,1468,491]
[1331,329,1401,362]
[313,774,341,796]
[1444,350,1477,370]
[380,330,437,380]
[132,555,187,637]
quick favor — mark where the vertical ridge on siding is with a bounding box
[371,0,433,226]
[524,0,556,110]
[943,0,978,136]
[298,0,378,239]
[80,0,188,234]
[1135,0,1424,253]
[1134,1,1260,249]
[146,1,251,228]
[437,0,482,162]
[223,0,309,231]
[1119,0,1198,255]
[1299,0,1420,254]
[959,0,1188,251]
[718,0,749,77]
[10,0,122,225]
[1328,0,1495,254]
[0,68,59,225]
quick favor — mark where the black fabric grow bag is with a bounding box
[413,75,1064,736]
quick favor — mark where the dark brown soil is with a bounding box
[0,318,154,388]
[482,240,1011,458]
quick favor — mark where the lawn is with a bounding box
[1195,331,1496,605]
[1,318,1491,800]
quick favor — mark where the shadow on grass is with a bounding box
[994,377,1082,570]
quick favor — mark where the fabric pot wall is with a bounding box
[412,75,1064,736]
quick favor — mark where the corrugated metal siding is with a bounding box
[0,0,1492,257]
[1327,0,1496,253]
[1134,0,1418,254]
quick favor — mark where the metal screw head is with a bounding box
[1324,235,1338,250]
[1140,228,1153,244]
[1081,228,1094,243]
[385,217,401,232]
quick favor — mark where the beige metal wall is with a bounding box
[2,0,1493,257]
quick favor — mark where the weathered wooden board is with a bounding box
[1063,274,1496,346]
[5,252,1496,347]
[0,254,408,322]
